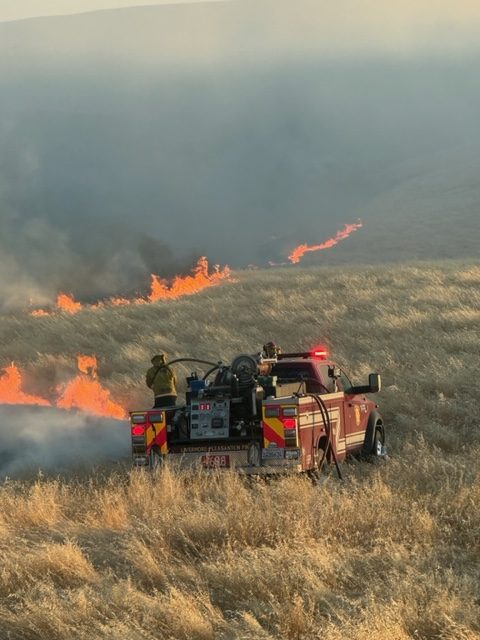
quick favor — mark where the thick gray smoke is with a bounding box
[0,405,130,477]
[0,0,479,310]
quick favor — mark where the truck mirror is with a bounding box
[369,373,381,393]
[328,365,340,379]
[349,373,381,396]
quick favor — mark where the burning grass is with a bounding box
[288,220,363,264]
[0,260,479,638]
[0,355,126,420]
[30,257,232,316]
[28,224,362,317]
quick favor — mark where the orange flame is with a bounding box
[149,257,231,301]
[288,221,363,264]
[31,309,50,317]
[56,355,126,420]
[77,355,98,378]
[31,257,231,315]
[0,363,50,406]
[0,358,126,420]
[109,296,132,307]
[57,293,83,314]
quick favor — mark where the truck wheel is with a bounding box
[372,428,385,457]
[315,442,327,471]
[247,442,261,467]
[149,448,162,470]
[309,438,327,478]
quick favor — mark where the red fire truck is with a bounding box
[130,347,384,475]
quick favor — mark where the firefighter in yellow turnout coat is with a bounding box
[146,354,177,408]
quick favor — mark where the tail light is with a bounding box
[130,413,149,462]
[283,418,298,445]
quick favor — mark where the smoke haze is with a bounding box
[0,0,479,310]
[0,405,130,477]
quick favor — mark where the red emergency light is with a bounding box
[277,347,330,361]
[311,345,328,359]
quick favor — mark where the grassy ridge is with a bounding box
[0,261,479,638]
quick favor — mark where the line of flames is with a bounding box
[30,224,363,316]
[0,356,126,420]
[31,257,231,316]
[288,221,363,264]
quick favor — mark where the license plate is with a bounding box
[262,448,285,460]
[201,454,230,468]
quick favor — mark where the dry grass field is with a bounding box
[0,261,479,639]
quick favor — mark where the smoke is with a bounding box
[0,205,198,309]
[0,0,479,309]
[0,405,130,477]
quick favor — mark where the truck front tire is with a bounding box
[362,411,384,457]
[372,427,385,457]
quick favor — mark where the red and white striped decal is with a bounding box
[262,412,285,449]
[147,412,168,455]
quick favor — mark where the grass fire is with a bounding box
[0,364,50,407]
[288,221,363,264]
[27,221,365,318]
[30,257,232,316]
[0,355,125,420]
[1,1,479,637]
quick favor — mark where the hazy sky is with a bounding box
[0,0,222,22]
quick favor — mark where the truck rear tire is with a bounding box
[149,447,163,470]
[309,438,328,479]
[316,441,327,471]
[372,428,385,457]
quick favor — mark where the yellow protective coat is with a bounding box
[146,355,177,398]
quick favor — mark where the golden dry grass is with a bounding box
[0,261,479,639]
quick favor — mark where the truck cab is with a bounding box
[270,352,384,462]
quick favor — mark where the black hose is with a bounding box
[202,365,223,381]
[152,357,223,383]
[166,358,221,369]
[168,357,227,382]
[308,393,330,465]
[304,392,343,480]
[274,374,342,478]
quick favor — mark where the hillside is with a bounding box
[1,3,480,311]
[305,144,480,266]
[0,261,479,638]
